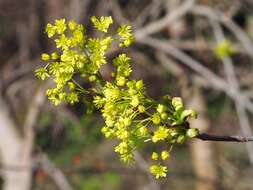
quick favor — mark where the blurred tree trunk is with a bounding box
[0,97,30,190]
[46,0,64,22]
[0,87,45,190]
[187,87,218,190]
[0,0,63,189]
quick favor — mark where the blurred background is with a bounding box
[1,0,253,189]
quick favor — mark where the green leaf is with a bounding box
[177,135,186,144]
[172,97,184,112]
[180,109,197,121]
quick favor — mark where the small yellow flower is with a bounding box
[68,19,77,30]
[151,152,159,160]
[150,165,167,179]
[55,19,66,34]
[152,126,169,143]
[161,151,170,160]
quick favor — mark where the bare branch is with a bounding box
[40,154,74,190]
[134,0,195,39]
[210,17,253,165]
[135,36,253,114]
[196,133,253,142]
[192,5,253,58]
[109,0,130,24]
[133,0,162,27]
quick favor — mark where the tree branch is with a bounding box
[196,133,253,142]
[210,16,253,165]
[135,36,253,113]
[134,0,194,39]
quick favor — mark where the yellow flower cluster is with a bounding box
[35,16,198,179]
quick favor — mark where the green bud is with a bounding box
[151,152,159,160]
[131,96,139,107]
[180,109,197,121]
[89,75,97,82]
[138,105,146,113]
[129,89,137,95]
[170,129,178,137]
[161,112,168,120]
[136,80,143,90]
[172,97,184,112]
[186,128,199,138]
[116,76,126,86]
[41,53,50,61]
[123,117,132,127]
[139,125,148,136]
[51,52,59,60]
[68,82,75,91]
[177,135,186,144]
[152,114,161,125]
[157,104,166,113]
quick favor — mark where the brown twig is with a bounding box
[196,133,253,142]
